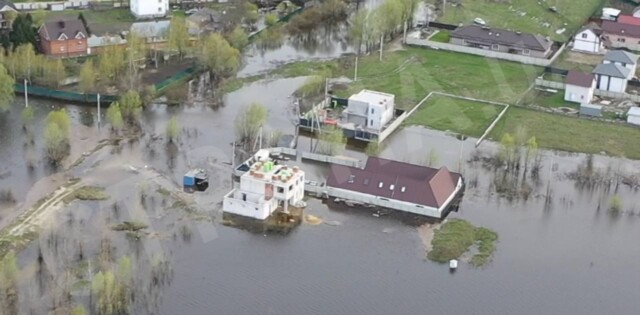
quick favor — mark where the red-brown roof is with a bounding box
[601,20,640,38]
[326,157,462,209]
[566,71,595,88]
[617,15,640,26]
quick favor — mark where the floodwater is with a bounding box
[3,76,640,314]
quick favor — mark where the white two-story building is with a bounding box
[223,153,305,220]
[130,0,168,19]
[344,90,395,132]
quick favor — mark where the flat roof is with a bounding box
[349,90,394,107]
[628,107,640,116]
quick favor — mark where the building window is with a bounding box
[523,49,530,55]
[371,108,374,114]
[618,38,626,43]
[378,182,384,188]
[389,184,395,191]
[581,33,588,39]
[277,187,284,193]
[364,178,369,185]
[347,175,355,183]
[370,119,373,126]
[491,44,499,50]
[289,185,293,191]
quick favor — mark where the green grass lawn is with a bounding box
[490,107,640,159]
[429,30,450,43]
[434,0,604,41]
[427,219,498,267]
[334,47,540,109]
[42,9,135,34]
[530,90,578,109]
[404,95,503,137]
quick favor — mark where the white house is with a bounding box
[223,153,305,220]
[0,1,17,29]
[573,23,604,54]
[345,90,395,132]
[602,50,638,80]
[602,8,621,21]
[130,0,168,19]
[565,71,596,103]
[633,6,640,18]
[628,107,640,125]
[593,63,630,93]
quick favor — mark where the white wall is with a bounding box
[573,30,602,53]
[131,0,168,18]
[223,189,277,220]
[596,75,626,92]
[564,84,594,103]
[628,114,640,125]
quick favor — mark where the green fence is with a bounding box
[154,66,197,92]
[14,83,119,104]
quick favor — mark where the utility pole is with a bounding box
[379,34,384,61]
[403,20,407,44]
[24,79,28,108]
[354,54,358,81]
[458,139,464,172]
[97,93,101,128]
[443,0,446,16]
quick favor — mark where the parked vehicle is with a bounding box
[473,18,486,26]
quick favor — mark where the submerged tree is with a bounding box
[79,60,96,93]
[0,252,19,314]
[317,125,346,155]
[91,256,133,315]
[226,26,249,50]
[197,33,240,79]
[106,102,124,132]
[235,102,268,145]
[365,141,382,156]
[0,64,15,111]
[166,116,180,143]
[118,90,143,125]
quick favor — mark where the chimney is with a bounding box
[59,21,65,29]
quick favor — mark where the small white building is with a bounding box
[628,107,640,125]
[345,90,395,132]
[593,63,630,93]
[573,23,604,54]
[223,152,305,220]
[602,8,621,21]
[565,71,595,103]
[130,0,168,19]
[602,50,638,80]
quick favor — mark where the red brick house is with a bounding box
[38,20,88,57]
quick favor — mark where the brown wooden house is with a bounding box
[38,20,88,57]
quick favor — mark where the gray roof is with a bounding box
[593,63,631,78]
[40,19,88,41]
[187,8,221,24]
[130,20,170,38]
[577,22,602,35]
[451,25,552,51]
[604,50,638,65]
[87,34,127,48]
[0,1,16,11]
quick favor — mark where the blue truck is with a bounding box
[183,169,209,193]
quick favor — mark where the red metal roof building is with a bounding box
[326,157,464,218]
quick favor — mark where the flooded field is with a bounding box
[1,2,640,311]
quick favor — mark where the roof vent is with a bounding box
[59,21,66,29]
[622,29,625,34]
[496,33,500,37]
[389,184,395,191]
[378,182,384,188]
[401,187,406,192]
[488,32,492,35]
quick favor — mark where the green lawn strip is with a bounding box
[437,0,603,41]
[403,95,502,137]
[427,219,498,267]
[62,186,109,204]
[429,30,450,43]
[532,90,578,109]
[490,106,640,159]
[334,47,539,109]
